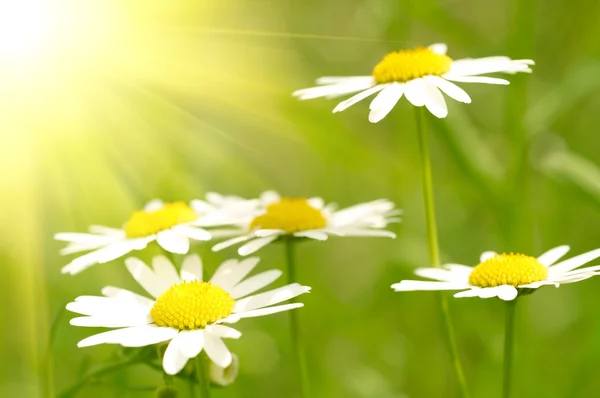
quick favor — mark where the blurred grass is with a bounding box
[2,0,600,397]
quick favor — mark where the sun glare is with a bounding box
[0,1,51,61]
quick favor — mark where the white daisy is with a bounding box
[55,195,249,275]
[67,254,310,374]
[293,43,534,121]
[212,190,400,256]
[392,246,600,301]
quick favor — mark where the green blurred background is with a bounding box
[2,0,600,397]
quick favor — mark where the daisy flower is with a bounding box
[67,254,310,374]
[293,43,534,121]
[392,246,600,301]
[212,191,400,256]
[55,195,250,275]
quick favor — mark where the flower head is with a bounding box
[212,191,400,256]
[67,254,310,374]
[55,194,253,275]
[392,246,600,301]
[293,43,534,121]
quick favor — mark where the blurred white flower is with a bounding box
[55,194,254,275]
[293,43,534,121]
[67,254,309,375]
[212,191,400,256]
[392,246,600,301]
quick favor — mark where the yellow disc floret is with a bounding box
[125,202,198,238]
[150,281,235,330]
[469,253,548,288]
[249,198,327,233]
[372,47,453,84]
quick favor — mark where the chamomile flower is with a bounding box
[392,246,600,301]
[212,191,400,256]
[67,254,310,374]
[293,43,534,121]
[55,195,250,275]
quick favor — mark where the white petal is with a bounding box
[422,81,448,118]
[429,43,448,54]
[70,312,151,328]
[67,297,150,317]
[212,235,252,252]
[293,230,329,241]
[414,267,468,283]
[548,273,599,285]
[172,225,211,241]
[101,286,155,307]
[368,83,404,123]
[59,242,112,256]
[562,265,600,275]
[424,76,471,103]
[443,74,510,85]
[315,76,374,85]
[211,257,260,291]
[391,280,469,291]
[61,240,146,275]
[404,78,427,107]
[177,329,205,358]
[307,197,325,209]
[480,251,497,262]
[325,228,396,238]
[152,256,181,286]
[254,229,285,238]
[163,334,189,375]
[229,303,304,320]
[548,248,600,277]
[233,284,310,312]
[208,325,242,339]
[125,257,168,298]
[292,81,373,100]
[260,191,280,204]
[238,236,279,256]
[54,232,116,244]
[144,199,164,212]
[203,333,232,368]
[332,85,386,113]
[88,225,126,236]
[449,58,534,76]
[78,325,177,348]
[61,241,142,275]
[181,254,203,282]
[495,285,519,301]
[454,285,518,301]
[518,280,558,289]
[536,245,571,267]
[229,270,283,299]
[157,230,190,254]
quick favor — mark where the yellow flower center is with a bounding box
[249,198,327,233]
[124,202,197,238]
[150,281,235,330]
[372,47,453,84]
[468,253,548,288]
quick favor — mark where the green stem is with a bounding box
[58,356,139,398]
[414,107,470,398]
[43,306,66,398]
[284,238,310,398]
[414,107,440,265]
[195,354,211,398]
[503,299,518,398]
[189,378,196,397]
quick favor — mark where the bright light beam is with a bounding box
[0,0,50,61]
